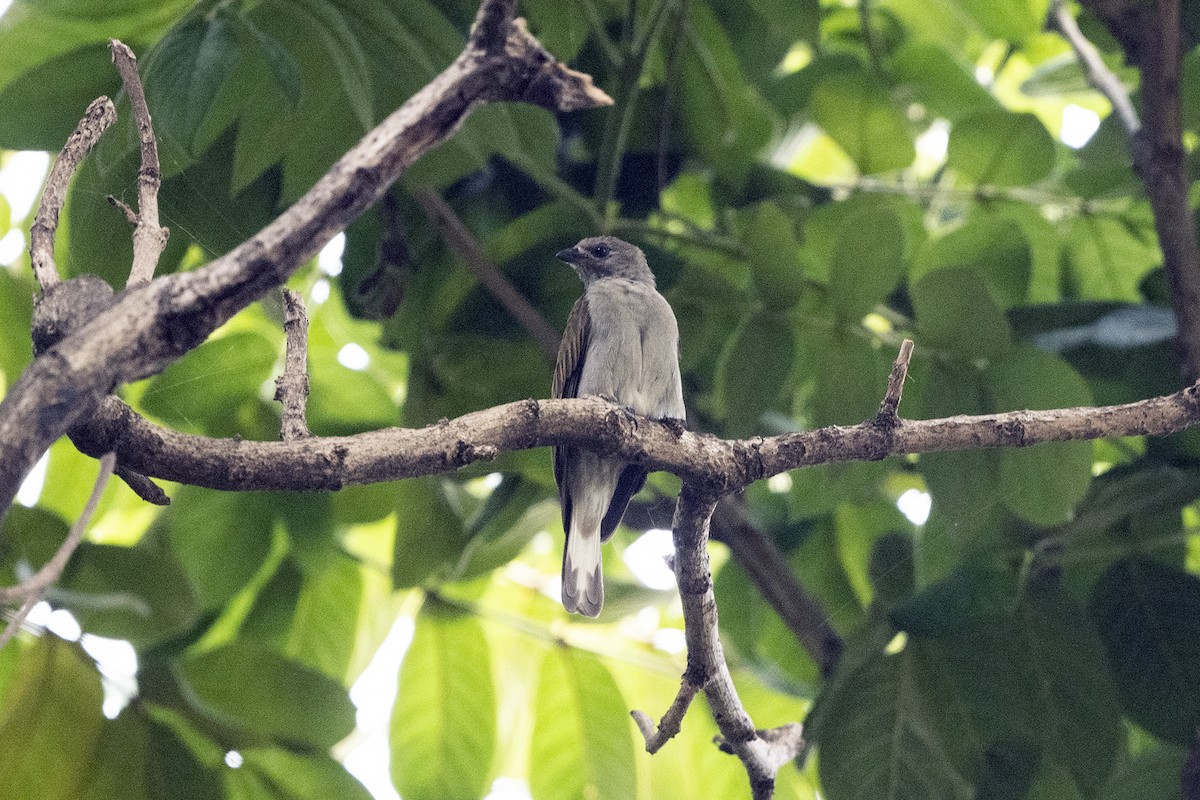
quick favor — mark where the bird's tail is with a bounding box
[562,519,603,617]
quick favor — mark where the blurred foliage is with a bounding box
[2,0,1200,798]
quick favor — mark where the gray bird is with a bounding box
[552,236,685,617]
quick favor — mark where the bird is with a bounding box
[552,235,686,617]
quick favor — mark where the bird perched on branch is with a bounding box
[552,236,686,617]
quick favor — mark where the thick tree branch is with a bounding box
[1069,0,1200,382]
[61,377,1200,494]
[0,0,612,512]
[109,40,169,287]
[28,97,116,291]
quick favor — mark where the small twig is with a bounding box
[876,338,914,423]
[1047,0,1140,137]
[0,452,116,649]
[415,188,562,360]
[114,465,170,506]
[107,195,139,226]
[631,679,701,753]
[274,289,311,441]
[29,97,117,293]
[109,40,169,288]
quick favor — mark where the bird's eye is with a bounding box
[591,244,610,258]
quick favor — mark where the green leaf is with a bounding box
[530,646,637,800]
[1,505,70,584]
[145,719,224,800]
[0,45,121,151]
[240,748,373,800]
[58,543,199,647]
[0,637,105,800]
[914,216,1031,308]
[988,347,1094,526]
[1090,558,1200,744]
[284,551,364,681]
[810,620,973,800]
[393,478,466,588]
[140,331,278,436]
[744,202,810,310]
[676,1,776,187]
[141,14,242,168]
[810,70,916,174]
[161,486,275,610]
[829,205,906,323]
[948,111,1055,186]
[955,0,1049,42]
[1020,579,1122,795]
[453,474,549,581]
[288,0,374,131]
[715,311,796,436]
[1065,214,1162,301]
[912,267,1012,359]
[890,43,1000,123]
[0,270,34,382]
[391,609,496,800]
[1099,745,1186,800]
[181,639,356,749]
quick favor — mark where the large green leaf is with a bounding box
[715,310,796,435]
[810,70,916,174]
[1099,746,1186,800]
[1090,558,1200,744]
[890,42,1001,123]
[1065,214,1162,302]
[140,331,278,437]
[58,542,200,647]
[809,621,973,800]
[530,646,637,800]
[948,111,1055,187]
[391,608,496,800]
[0,637,105,800]
[393,477,467,588]
[744,202,810,310]
[912,267,1012,359]
[829,204,906,323]
[239,748,373,800]
[676,0,776,187]
[181,639,356,749]
[913,216,1031,308]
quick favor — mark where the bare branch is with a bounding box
[415,188,562,360]
[0,1,613,511]
[62,375,1200,495]
[640,486,803,800]
[274,289,312,441]
[1047,0,1140,137]
[109,40,170,287]
[0,453,115,649]
[29,97,116,293]
[876,337,914,424]
[631,679,701,753]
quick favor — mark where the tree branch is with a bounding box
[0,0,613,513]
[1070,0,1200,382]
[57,369,1200,491]
[1047,0,1140,137]
[28,97,116,292]
[274,289,311,441]
[109,40,169,288]
[633,486,804,799]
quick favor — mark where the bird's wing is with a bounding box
[553,296,591,531]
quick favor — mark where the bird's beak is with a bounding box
[556,246,581,264]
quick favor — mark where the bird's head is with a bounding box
[555,236,655,285]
